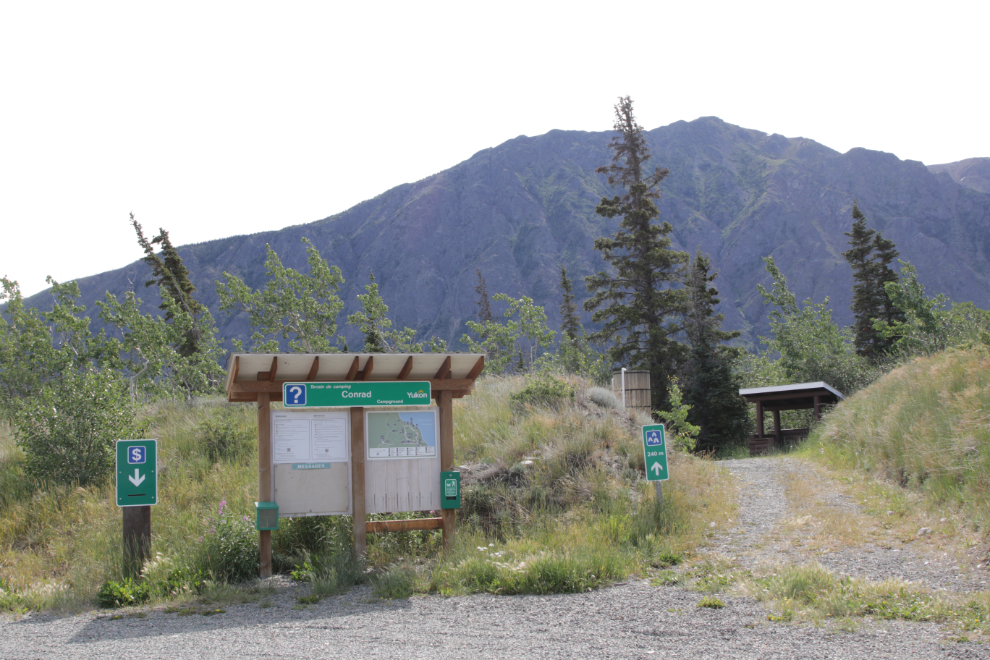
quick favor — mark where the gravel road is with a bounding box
[2,457,987,659]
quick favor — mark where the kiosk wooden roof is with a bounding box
[738,382,843,410]
[738,382,843,455]
[225,352,486,403]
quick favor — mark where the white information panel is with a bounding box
[271,410,351,516]
[273,411,348,464]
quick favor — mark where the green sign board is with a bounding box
[116,439,158,507]
[283,381,432,408]
[440,471,460,510]
[642,424,669,482]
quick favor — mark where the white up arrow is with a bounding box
[651,462,663,476]
[128,469,146,487]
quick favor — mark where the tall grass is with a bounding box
[802,347,990,527]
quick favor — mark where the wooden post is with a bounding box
[813,395,821,421]
[772,409,781,448]
[756,400,764,437]
[122,505,151,578]
[258,392,272,579]
[654,481,663,503]
[438,390,455,550]
[350,407,366,558]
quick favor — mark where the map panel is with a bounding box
[366,410,437,459]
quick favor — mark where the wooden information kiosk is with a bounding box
[225,352,484,578]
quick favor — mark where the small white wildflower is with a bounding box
[477,546,487,551]
[709,522,716,528]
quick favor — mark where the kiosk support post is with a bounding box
[438,391,456,550]
[351,407,366,558]
[258,393,273,578]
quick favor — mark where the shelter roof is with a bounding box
[738,381,843,409]
[225,352,485,403]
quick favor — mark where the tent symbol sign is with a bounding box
[641,424,669,482]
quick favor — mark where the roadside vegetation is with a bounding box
[0,374,733,612]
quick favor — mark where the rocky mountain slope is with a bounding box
[26,118,990,351]
[929,157,990,194]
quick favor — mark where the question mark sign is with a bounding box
[289,386,303,404]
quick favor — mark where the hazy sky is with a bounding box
[2,1,987,297]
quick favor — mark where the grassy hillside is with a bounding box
[0,375,733,611]
[802,347,990,528]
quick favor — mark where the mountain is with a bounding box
[25,118,990,353]
[929,158,990,194]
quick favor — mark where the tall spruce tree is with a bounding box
[559,266,581,341]
[843,201,902,358]
[584,97,689,411]
[131,214,204,357]
[680,250,748,452]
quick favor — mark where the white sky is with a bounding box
[2,1,987,297]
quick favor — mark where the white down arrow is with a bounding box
[128,469,146,487]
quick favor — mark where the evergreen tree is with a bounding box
[475,268,493,322]
[679,251,748,452]
[559,266,581,341]
[584,97,689,411]
[131,214,204,357]
[843,202,902,358]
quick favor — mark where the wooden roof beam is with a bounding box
[345,356,360,380]
[434,356,451,380]
[398,356,414,380]
[306,356,320,381]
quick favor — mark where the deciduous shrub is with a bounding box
[510,372,574,410]
[14,369,145,486]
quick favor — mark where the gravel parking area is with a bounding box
[2,457,988,659]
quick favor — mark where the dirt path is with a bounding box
[712,457,987,593]
[2,457,988,659]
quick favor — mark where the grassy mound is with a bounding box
[804,348,990,526]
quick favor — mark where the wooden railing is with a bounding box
[748,428,809,455]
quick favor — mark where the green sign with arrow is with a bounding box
[116,439,158,507]
[641,424,669,482]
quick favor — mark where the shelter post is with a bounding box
[756,400,764,438]
[350,407,366,558]
[773,410,781,446]
[258,392,272,578]
[438,390,455,550]
[813,395,821,421]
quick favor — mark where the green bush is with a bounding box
[510,372,574,410]
[195,500,258,583]
[197,406,254,463]
[13,369,145,486]
[96,577,151,608]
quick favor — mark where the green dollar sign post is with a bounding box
[116,439,159,577]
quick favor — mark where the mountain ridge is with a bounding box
[23,117,990,352]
